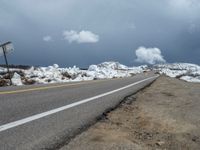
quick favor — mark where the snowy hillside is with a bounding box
[0,62,200,86]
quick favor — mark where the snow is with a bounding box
[8,62,145,86]
[96,62,141,77]
[180,76,200,83]
[154,63,200,83]
[24,65,68,84]
[87,62,145,79]
[0,67,6,73]
[0,61,200,86]
[11,72,23,86]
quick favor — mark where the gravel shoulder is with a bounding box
[60,76,200,150]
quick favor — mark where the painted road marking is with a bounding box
[0,79,107,95]
[0,76,158,132]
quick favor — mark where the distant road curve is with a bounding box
[0,72,158,150]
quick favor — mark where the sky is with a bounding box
[0,0,200,67]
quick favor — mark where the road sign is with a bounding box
[0,42,14,56]
[0,41,14,85]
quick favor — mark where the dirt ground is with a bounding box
[60,76,200,150]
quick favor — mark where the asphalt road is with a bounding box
[0,73,158,150]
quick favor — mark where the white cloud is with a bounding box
[43,36,52,42]
[63,30,99,44]
[135,47,166,65]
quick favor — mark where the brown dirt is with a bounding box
[61,76,200,150]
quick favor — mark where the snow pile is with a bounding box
[21,62,200,84]
[0,67,6,74]
[89,62,129,70]
[0,61,145,86]
[11,72,23,86]
[87,62,146,79]
[1,62,200,86]
[180,76,200,83]
[155,63,200,83]
[24,65,83,84]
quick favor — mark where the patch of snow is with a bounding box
[0,67,6,73]
[180,76,200,83]
[87,61,145,79]
[154,63,200,83]
[158,68,187,78]
[11,72,23,86]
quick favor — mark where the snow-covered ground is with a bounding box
[0,62,147,86]
[0,62,200,86]
[154,63,200,83]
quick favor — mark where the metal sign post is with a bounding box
[0,41,14,86]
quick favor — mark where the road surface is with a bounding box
[0,73,158,150]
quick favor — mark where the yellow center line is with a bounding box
[0,79,106,95]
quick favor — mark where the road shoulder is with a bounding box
[60,76,200,150]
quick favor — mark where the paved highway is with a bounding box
[0,73,158,150]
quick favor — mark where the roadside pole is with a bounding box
[2,45,12,85]
[0,41,14,86]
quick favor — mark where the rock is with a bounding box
[3,73,13,79]
[62,72,71,79]
[156,141,165,146]
[45,79,52,83]
[192,136,199,142]
[0,79,9,86]
[22,78,36,85]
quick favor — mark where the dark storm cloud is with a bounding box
[0,0,200,67]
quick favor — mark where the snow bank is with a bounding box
[0,62,144,86]
[87,62,146,79]
[1,62,200,86]
[11,72,23,86]
[155,63,200,83]
[0,67,6,74]
[180,76,200,83]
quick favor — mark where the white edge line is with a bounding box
[0,75,158,132]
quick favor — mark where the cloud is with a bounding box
[135,47,166,65]
[63,30,99,43]
[43,36,52,42]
